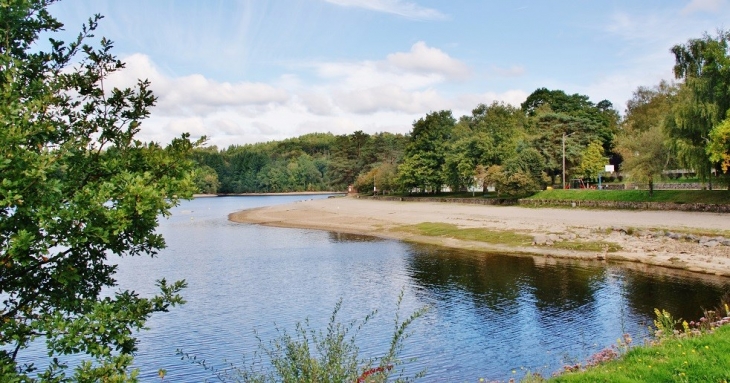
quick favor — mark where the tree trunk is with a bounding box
[649,179,654,198]
[709,166,713,190]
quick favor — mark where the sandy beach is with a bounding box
[229,196,730,277]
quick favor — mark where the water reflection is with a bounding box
[402,244,730,380]
[42,196,728,382]
[327,232,385,243]
[407,245,604,312]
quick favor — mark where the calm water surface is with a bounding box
[104,196,730,381]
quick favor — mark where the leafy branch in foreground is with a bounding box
[179,291,429,383]
[1,0,197,380]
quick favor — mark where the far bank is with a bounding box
[229,196,730,277]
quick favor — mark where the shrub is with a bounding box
[181,293,428,382]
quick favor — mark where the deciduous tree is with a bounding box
[399,110,455,192]
[617,82,676,196]
[1,1,195,379]
[668,30,730,188]
[708,118,730,174]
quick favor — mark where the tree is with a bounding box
[617,125,669,196]
[502,147,549,195]
[399,110,455,193]
[465,102,525,165]
[708,118,730,174]
[194,165,221,194]
[668,30,730,188]
[353,163,398,194]
[528,112,603,184]
[442,133,493,192]
[522,88,619,156]
[1,1,195,379]
[616,83,677,196]
[578,141,607,181]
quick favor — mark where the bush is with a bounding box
[181,293,428,382]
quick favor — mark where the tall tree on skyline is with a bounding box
[668,29,730,189]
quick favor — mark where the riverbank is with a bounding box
[229,196,730,277]
[194,191,345,198]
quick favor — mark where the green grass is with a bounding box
[395,222,533,247]
[529,189,730,204]
[396,223,624,252]
[552,241,622,253]
[551,325,730,383]
[661,227,730,239]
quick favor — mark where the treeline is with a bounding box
[191,132,408,193]
[192,30,730,196]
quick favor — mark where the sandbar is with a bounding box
[229,196,730,278]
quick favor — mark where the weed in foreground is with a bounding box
[179,291,428,382]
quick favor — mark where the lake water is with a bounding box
[45,196,730,381]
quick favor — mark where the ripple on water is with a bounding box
[17,196,730,382]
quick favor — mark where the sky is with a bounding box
[48,0,730,148]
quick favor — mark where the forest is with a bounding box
[192,30,730,197]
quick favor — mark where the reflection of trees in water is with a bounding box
[327,232,384,243]
[620,271,730,322]
[406,245,605,314]
[407,243,730,328]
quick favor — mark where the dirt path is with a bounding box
[229,196,730,277]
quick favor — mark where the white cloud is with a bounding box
[681,0,727,15]
[303,42,472,114]
[315,60,445,90]
[100,44,521,147]
[453,90,529,113]
[251,121,280,136]
[298,93,335,116]
[387,41,471,79]
[323,0,446,20]
[334,86,443,114]
[107,54,289,117]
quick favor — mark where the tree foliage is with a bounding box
[1,0,194,379]
[668,30,730,185]
[617,83,677,196]
[579,141,607,180]
[708,118,730,173]
[398,110,455,192]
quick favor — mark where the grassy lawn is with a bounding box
[551,325,730,383]
[395,222,533,247]
[528,189,730,204]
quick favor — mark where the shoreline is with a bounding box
[194,191,345,198]
[228,196,730,278]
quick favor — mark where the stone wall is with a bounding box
[362,195,518,206]
[360,195,729,213]
[624,183,708,190]
[519,199,730,213]
[600,183,708,190]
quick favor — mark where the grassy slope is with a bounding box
[528,190,730,204]
[551,325,730,383]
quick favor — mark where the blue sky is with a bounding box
[50,0,730,147]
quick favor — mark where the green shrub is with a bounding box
[181,293,428,382]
